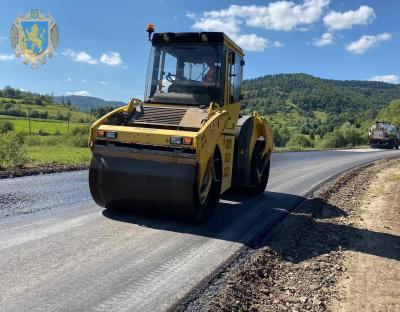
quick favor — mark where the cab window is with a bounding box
[228,49,243,103]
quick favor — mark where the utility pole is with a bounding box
[28,107,31,135]
[67,107,71,133]
[67,112,71,133]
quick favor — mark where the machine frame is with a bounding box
[88,31,273,222]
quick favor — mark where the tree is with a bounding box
[0,121,14,133]
[272,126,291,147]
[30,110,40,118]
[287,134,314,148]
[90,106,115,118]
[2,86,16,98]
[0,131,26,168]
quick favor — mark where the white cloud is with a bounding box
[79,78,88,84]
[346,32,392,54]
[273,41,284,48]
[186,12,196,20]
[313,32,334,46]
[63,49,123,66]
[233,34,269,52]
[246,0,329,31]
[368,74,399,84]
[65,91,92,96]
[188,0,328,52]
[99,81,108,85]
[62,49,98,64]
[189,12,240,34]
[100,52,122,66]
[0,36,7,42]
[324,6,376,30]
[192,0,329,32]
[66,78,72,82]
[0,53,14,61]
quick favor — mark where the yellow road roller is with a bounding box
[88,27,273,222]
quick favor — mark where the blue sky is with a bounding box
[0,0,399,101]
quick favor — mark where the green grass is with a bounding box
[0,115,90,134]
[27,145,91,165]
[0,113,92,168]
[0,93,96,168]
[0,97,95,123]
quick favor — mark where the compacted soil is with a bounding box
[0,164,88,179]
[333,161,400,312]
[184,158,400,312]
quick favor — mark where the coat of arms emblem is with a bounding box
[10,9,59,69]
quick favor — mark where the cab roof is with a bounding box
[151,32,244,56]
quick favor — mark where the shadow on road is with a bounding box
[102,191,400,262]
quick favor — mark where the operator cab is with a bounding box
[144,32,244,107]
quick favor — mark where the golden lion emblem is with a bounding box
[21,24,47,54]
[10,10,59,69]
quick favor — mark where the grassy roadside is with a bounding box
[27,146,91,166]
[0,122,91,170]
[0,89,97,171]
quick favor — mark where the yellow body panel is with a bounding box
[89,106,127,146]
[196,109,228,191]
[97,125,197,147]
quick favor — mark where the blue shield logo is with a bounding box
[21,21,49,55]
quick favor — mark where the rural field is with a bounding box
[0,115,88,134]
[0,87,99,169]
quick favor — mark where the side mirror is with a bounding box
[127,98,143,113]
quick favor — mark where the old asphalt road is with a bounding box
[0,149,398,311]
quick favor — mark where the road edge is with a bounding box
[172,154,400,312]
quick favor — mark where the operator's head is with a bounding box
[207,60,215,68]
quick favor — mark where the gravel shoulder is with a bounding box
[333,160,400,312]
[184,158,400,312]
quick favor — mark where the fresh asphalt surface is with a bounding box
[0,149,398,311]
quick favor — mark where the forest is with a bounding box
[241,73,400,148]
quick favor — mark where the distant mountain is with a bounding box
[54,95,125,111]
[242,73,400,116]
[241,73,400,146]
